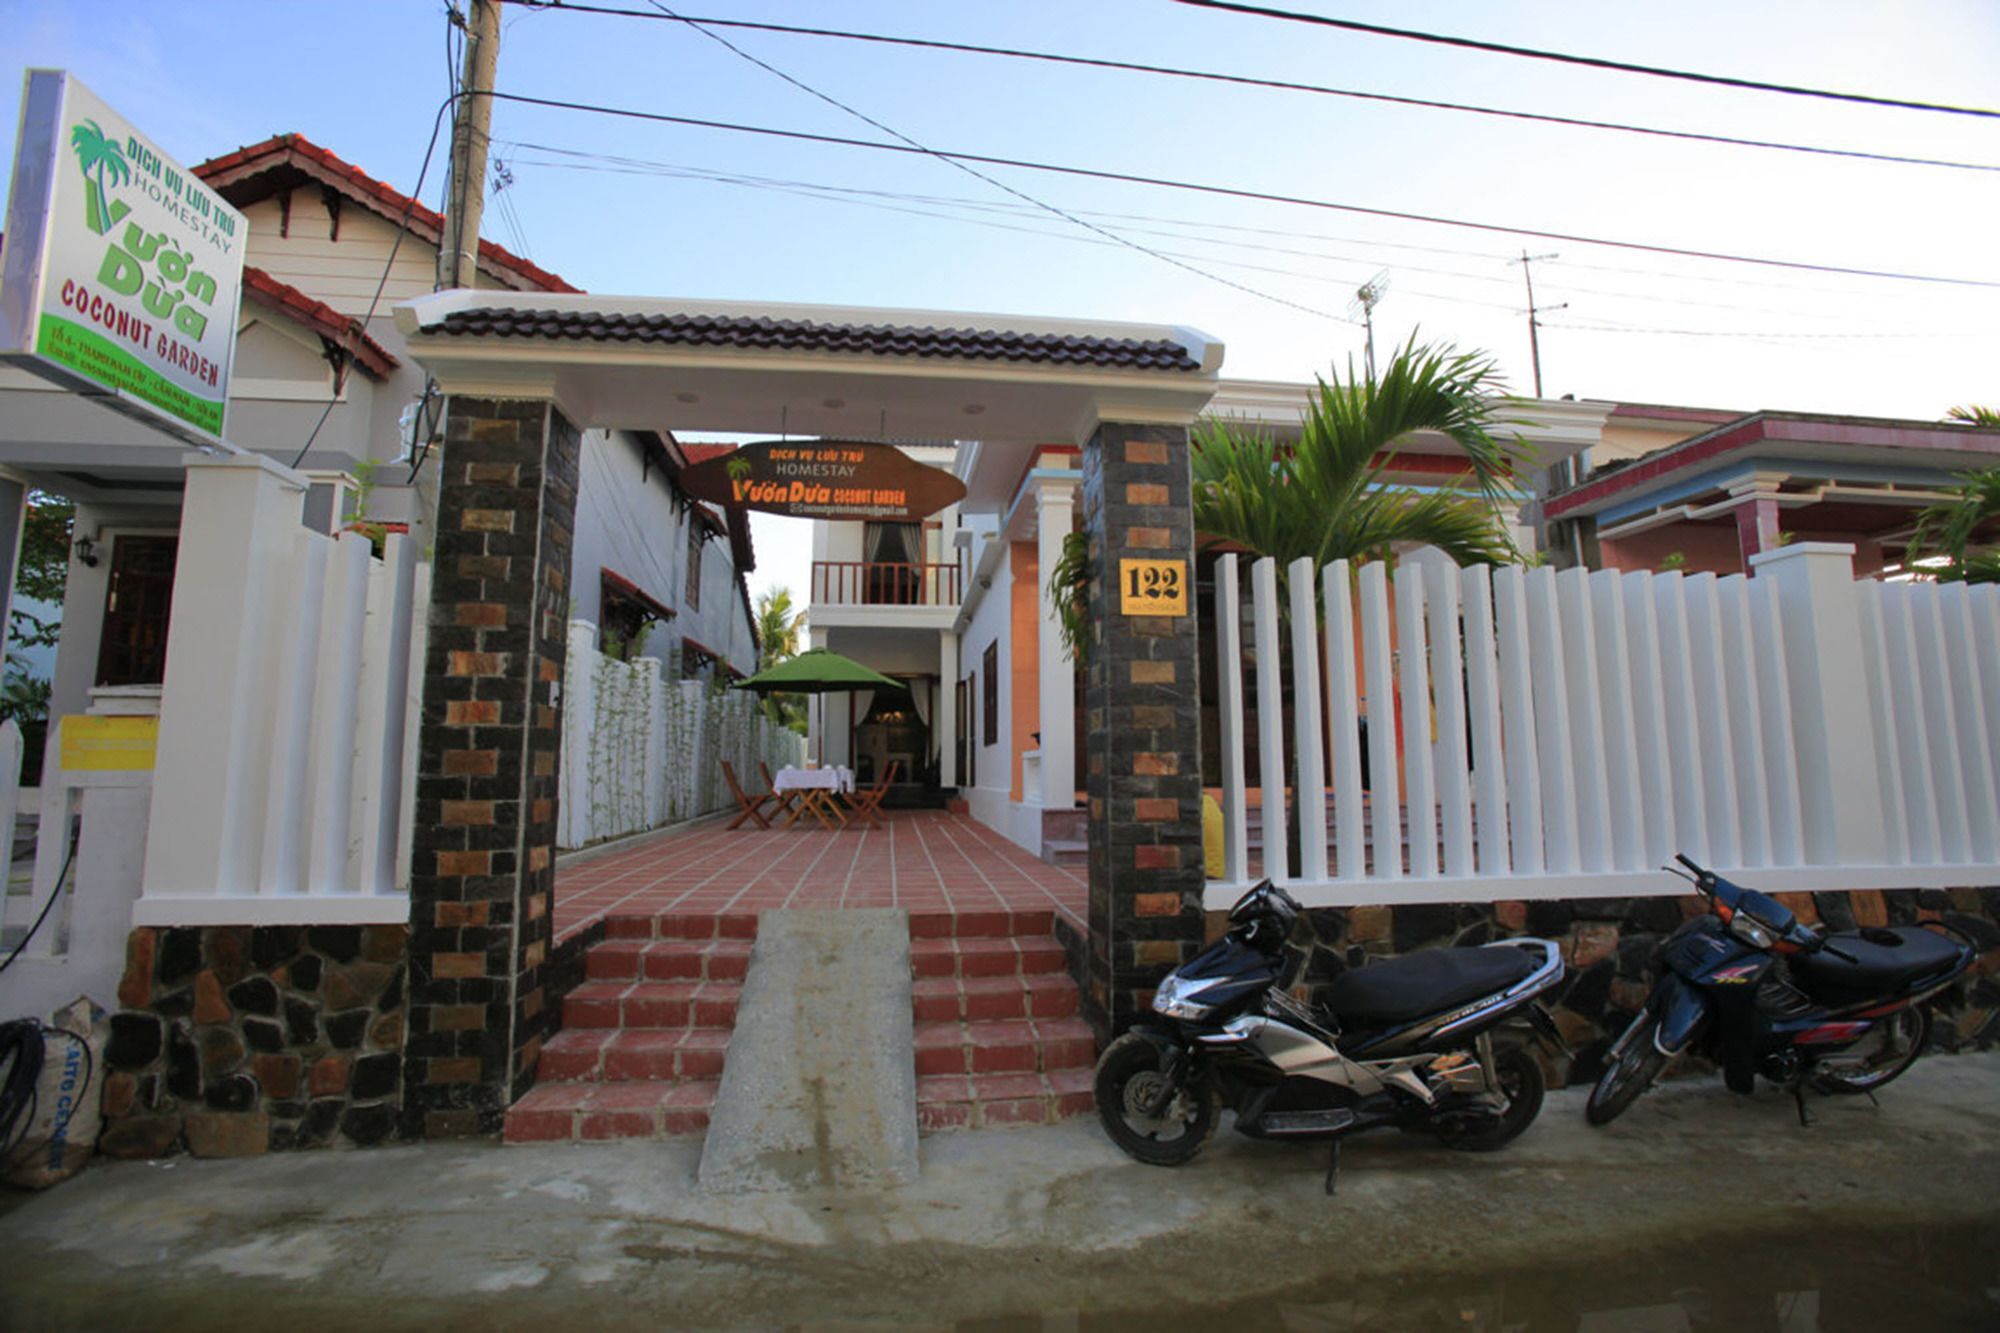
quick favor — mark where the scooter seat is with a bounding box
[1793,927,1964,1009]
[1322,946,1537,1027]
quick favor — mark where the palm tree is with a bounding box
[1191,336,1527,569]
[1908,466,2000,584]
[1947,404,1999,428]
[754,587,807,731]
[69,119,130,235]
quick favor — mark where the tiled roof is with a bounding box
[193,134,579,294]
[678,442,737,465]
[241,267,399,379]
[419,309,1203,372]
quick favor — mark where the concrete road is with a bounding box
[3,1055,1998,1330]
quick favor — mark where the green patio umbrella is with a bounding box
[733,648,899,695]
[734,649,901,768]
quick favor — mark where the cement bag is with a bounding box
[2,998,107,1189]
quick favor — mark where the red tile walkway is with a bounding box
[554,810,1087,943]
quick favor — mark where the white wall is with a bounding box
[958,540,1014,806]
[569,430,758,679]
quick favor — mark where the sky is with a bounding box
[7,0,1997,609]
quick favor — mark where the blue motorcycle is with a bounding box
[1587,854,1976,1126]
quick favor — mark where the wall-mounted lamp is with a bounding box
[73,535,98,568]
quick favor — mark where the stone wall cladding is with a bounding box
[1080,424,1206,1041]
[98,924,408,1157]
[1246,887,2000,1085]
[405,399,580,1139]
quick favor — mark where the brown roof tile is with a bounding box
[420,308,1201,372]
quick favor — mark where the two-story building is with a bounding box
[802,391,1609,859]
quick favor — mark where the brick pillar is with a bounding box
[1080,422,1205,1040]
[403,398,579,1138]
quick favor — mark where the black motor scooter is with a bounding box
[1587,854,1976,1126]
[1095,879,1567,1191]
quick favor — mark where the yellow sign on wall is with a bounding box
[1119,558,1189,617]
[59,714,159,771]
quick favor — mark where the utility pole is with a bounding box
[1347,269,1390,382]
[437,0,501,291]
[1509,251,1565,398]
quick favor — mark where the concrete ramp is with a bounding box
[697,909,918,1193]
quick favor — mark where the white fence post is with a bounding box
[1287,557,1329,882]
[1322,561,1366,880]
[1394,563,1437,879]
[1250,558,1289,882]
[1358,561,1401,880]
[1747,543,1889,868]
[1214,554,1250,885]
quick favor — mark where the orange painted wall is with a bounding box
[1008,540,1040,802]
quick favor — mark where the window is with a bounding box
[95,535,178,687]
[981,641,998,746]
[685,523,705,609]
[600,569,673,662]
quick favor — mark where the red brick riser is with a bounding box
[909,909,1099,1132]
[503,913,756,1143]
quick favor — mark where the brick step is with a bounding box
[908,909,1056,940]
[539,1026,731,1082]
[911,973,1080,1023]
[603,912,759,942]
[584,938,752,983]
[913,1017,1096,1078]
[910,934,1067,979]
[918,1069,1095,1133]
[561,979,741,1030]
[504,1078,718,1143]
[1039,838,1087,868]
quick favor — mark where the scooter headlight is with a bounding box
[1152,972,1217,1020]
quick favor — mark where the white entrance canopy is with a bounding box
[393,291,1224,445]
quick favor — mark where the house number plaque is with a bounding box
[1118,558,1188,617]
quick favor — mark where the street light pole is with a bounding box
[437,0,501,291]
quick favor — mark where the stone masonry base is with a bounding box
[97,924,408,1158]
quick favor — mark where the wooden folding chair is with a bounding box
[760,762,800,821]
[722,760,773,830]
[843,760,898,828]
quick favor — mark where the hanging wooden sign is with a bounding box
[680,439,966,522]
[1119,558,1188,616]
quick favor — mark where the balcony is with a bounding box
[812,561,962,609]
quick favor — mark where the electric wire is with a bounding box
[479,90,2000,290]
[502,141,1983,330]
[0,833,75,977]
[1172,0,2000,119]
[288,93,453,470]
[624,0,1354,325]
[498,1,2000,174]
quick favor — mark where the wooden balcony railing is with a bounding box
[812,561,962,608]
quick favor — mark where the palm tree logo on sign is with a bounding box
[69,118,132,236]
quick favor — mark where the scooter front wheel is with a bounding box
[1586,1015,1670,1126]
[1094,1032,1219,1166]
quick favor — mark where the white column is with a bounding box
[1747,542,1887,866]
[141,453,309,904]
[938,629,960,788]
[1035,481,1077,810]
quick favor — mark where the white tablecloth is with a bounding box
[774,766,854,795]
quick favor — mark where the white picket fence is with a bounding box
[1210,542,2000,909]
[139,454,429,925]
[559,621,803,849]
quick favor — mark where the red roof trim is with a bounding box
[1545,412,2000,520]
[242,266,399,379]
[194,133,579,294]
[600,567,677,622]
[679,442,736,465]
[679,634,743,678]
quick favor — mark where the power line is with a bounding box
[1542,319,1983,341]
[629,0,1352,325]
[495,1,2000,174]
[480,90,2000,290]
[1173,0,2000,119]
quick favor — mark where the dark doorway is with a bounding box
[94,535,178,687]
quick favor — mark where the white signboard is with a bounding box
[0,70,246,443]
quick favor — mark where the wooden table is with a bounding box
[773,767,854,830]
